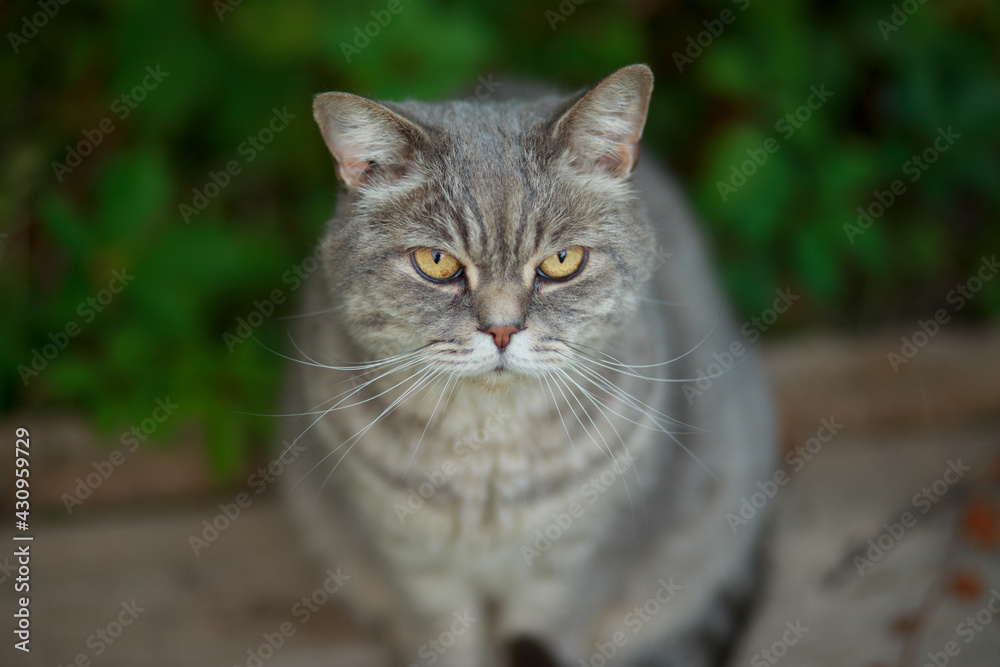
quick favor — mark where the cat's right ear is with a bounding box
[313,93,424,189]
[552,64,654,179]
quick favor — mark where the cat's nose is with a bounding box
[484,324,521,350]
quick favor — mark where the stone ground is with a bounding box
[1,328,999,667]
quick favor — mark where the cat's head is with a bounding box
[312,65,657,389]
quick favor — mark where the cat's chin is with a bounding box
[463,367,529,393]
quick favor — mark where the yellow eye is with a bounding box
[538,246,586,280]
[412,248,463,282]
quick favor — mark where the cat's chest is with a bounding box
[345,416,650,559]
[314,370,660,556]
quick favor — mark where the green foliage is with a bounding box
[3,0,998,474]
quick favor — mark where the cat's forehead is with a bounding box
[387,99,577,268]
[400,99,557,175]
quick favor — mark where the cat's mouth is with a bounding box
[461,357,524,391]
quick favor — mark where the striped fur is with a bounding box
[281,65,775,667]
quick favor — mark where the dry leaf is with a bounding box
[962,496,1000,548]
[888,614,918,636]
[947,569,984,601]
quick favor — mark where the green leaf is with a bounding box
[95,149,172,241]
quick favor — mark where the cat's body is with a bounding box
[281,65,774,667]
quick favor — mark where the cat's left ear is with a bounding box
[552,64,653,179]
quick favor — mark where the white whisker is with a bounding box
[554,369,645,530]
[566,358,699,431]
[635,296,694,307]
[285,330,428,371]
[564,305,721,373]
[542,373,578,457]
[266,361,431,483]
[312,367,444,495]
[245,326,427,373]
[243,356,426,419]
[272,305,343,321]
[550,372,636,523]
[401,371,457,484]
[562,361,716,480]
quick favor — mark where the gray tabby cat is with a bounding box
[281,64,775,667]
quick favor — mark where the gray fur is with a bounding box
[282,64,775,667]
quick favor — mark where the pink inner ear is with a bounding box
[327,121,412,188]
[584,128,643,178]
[568,98,647,178]
[597,142,640,178]
[337,156,375,188]
[610,105,645,177]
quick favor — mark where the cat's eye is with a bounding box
[538,246,587,280]
[412,248,463,282]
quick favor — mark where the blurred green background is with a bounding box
[3,0,998,476]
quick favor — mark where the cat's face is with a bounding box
[314,65,656,388]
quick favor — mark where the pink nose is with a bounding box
[484,325,521,349]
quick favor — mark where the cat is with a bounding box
[280,64,775,667]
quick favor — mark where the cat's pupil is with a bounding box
[432,250,442,264]
[557,250,567,263]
